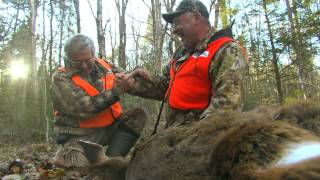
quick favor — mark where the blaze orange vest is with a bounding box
[57,58,122,128]
[166,37,233,111]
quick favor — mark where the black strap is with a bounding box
[152,99,165,135]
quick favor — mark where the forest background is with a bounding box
[0,0,319,147]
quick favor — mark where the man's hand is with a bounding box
[131,68,151,81]
[115,73,135,93]
[115,68,151,94]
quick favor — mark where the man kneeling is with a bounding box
[51,34,146,177]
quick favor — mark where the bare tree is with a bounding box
[108,20,117,64]
[40,0,50,143]
[27,0,41,138]
[73,0,81,33]
[262,0,283,104]
[96,0,107,59]
[28,0,39,78]
[58,0,66,66]
[285,0,306,100]
[131,21,141,66]
[163,0,177,56]
[151,0,165,73]
[213,0,220,29]
[115,0,129,69]
[49,0,54,75]
[87,0,108,59]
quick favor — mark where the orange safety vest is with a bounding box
[57,58,122,128]
[166,37,233,111]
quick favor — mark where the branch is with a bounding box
[141,0,152,14]
[114,0,120,13]
[86,0,97,20]
[209,0,217,15]
[126,13,152,26]
[102,19,110,36]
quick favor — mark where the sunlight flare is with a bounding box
[9,61,28,79]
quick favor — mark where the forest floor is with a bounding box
[0,142,63,179]
[0,116,162,179]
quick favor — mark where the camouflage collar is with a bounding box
[65,69,79,78]
[193,27,215,52]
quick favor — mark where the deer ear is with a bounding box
[78,140,105,164]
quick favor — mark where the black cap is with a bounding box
[162,0,209,24]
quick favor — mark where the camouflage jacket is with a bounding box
[129,27,249,127]
[52,60,124,135]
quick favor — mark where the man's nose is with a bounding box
[80,61,89,69]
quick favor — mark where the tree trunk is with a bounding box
[115,0,128,70]
[163,0,177,57]
[151,0,164,73]
[131,23,140,66]
[13,8,20,32]
[109,19,116,64]
[41,0,50,143]
[27,0,39,106]
[49,0,54,76]
[262,0,283,104]
[213,0,220,30]
[73,0,81,33]
[285,0,306,100]
[58,0,66,66]
[27,0,40,138]
[96,0,106,59]
[28,0,39,79]
[42,74,49,143]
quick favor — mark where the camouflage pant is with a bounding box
[165,104,202,128]
[54,107,147,169]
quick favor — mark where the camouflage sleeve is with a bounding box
[201,42,248,119]
[127,64,170,100]
[52,71,120,120]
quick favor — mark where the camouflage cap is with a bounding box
[162,0,209,24]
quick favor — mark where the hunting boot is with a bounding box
[106,124,140,157]
[106,107,147,157]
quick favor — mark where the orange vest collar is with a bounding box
[166,37,233,111]
[68,58,122,128]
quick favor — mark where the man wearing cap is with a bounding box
[116,0,248,128]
